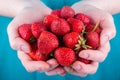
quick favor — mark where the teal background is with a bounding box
[0,0,120,80]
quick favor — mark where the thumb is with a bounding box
[7,21,31,53]
[100,29,111,45]
[100,14,116,45]
[10,37,31,53]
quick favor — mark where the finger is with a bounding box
[45,67,65,76]
[84,7,116,44]
[79,42,110,62]
[17,51,50,72]
[64,66,87,77]
[72,61,98,74]
[60,71,66,76]
[46,59,59,71]
[7,19,31,53]
[72,5,116,44]
[100,14,116,45]
[7,8,46,53]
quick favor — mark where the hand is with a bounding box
[7,1,51,53]
[18,51,66,76]
[7,1,66,76]
[64,4,116,77]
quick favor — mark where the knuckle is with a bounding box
[45,72,50,75]
[111,31,116,38]
[80,74,87,77]
[99,57,105,62]
[10,42,19,50]
[26,67,33,72]
[7,23,13,34]
[10,42,16,50]
[105,13,113,20]
[80,68,88,74]
[90,70,97,74]
[7,25,11,33]
[37,66,43,71]
[90,66,98,74]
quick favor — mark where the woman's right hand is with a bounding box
[7,1,51,53]
[7,1,65,76]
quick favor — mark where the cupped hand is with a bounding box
[7,1,66,76]
[7,1,51,53]
[65,4,116,77]
[18,51,66,76]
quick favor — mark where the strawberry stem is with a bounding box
[30,36,37,44]
[50,52,54,57]
[92,22,99,32]
[81,25,86,36]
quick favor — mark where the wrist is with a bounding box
[0,0,51,17]
[72,0,120,14]
[17,1,51,17]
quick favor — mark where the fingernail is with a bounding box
[60,72,66,76]
[79,53,88,59]
[76,65,81,70]
[102,35,109,45]
[21,46,29,52]
[57,71,62,74]
[43,65,50,70]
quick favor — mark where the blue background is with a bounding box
[0,0,120,80]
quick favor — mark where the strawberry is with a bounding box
[67,18,84,33]
[63,32,79,49]
[54,47,76,66]
[43,14,58,27]
[75,13,91,25]
[38,31,59,54]
[31,42,38,51]
[31,22,47,38]
[51,10,61,17]
[85,24,101,34]
[29,50,48,61]
[18,24,36,43]
[78,57,91,64]
[86,32,100,49]
[29,43,38,60]
[29,42,48,61]
[63,32,90,51]
[61,6,75,19]
[28,51,36,60]
[51,18,70,36]
[35,50,49,61]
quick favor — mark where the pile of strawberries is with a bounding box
[18,6,101,66]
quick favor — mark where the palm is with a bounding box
[64,4,116,77]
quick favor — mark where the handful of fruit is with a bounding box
[18,6,101,66]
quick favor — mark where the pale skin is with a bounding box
[0,0,119,77]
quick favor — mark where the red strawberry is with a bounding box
[78,57,91,64]
[51,10,61,17]
[35,50,49,61]
[43,14,58,27]
[75,13,91,25]
[29,50,48,61]
[29,43,38,60]
[85,24,101,34]
[18,24,36,43]
[63,32,79,49]
[28,51,36,60]
[51,18,70,36]
[54,47,76,66]
[31,22,47,38]
[86,32,100,49]
[38,31,59,54]
[61,6,75,19]
[67,18,84,33]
